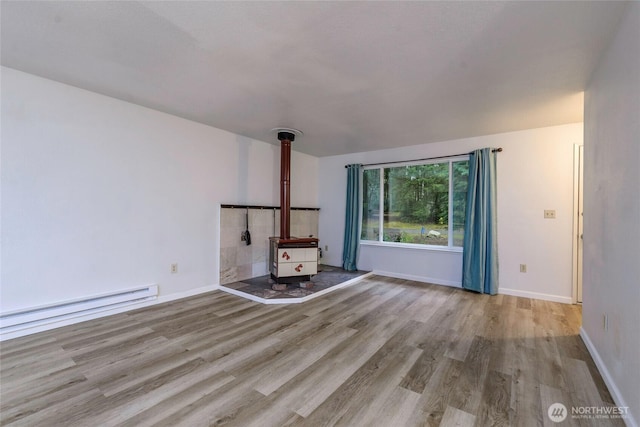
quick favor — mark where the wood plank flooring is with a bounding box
[0,276,622,426]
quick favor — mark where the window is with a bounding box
[361,158,469,249]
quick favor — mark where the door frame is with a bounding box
[572,144,584,304]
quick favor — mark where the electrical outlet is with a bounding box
[171,263,178,274]
[544,210,556,219]
[520,264,527,273]
[241,232,246,241]
[325,245,328,251]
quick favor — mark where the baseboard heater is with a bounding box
[0,285,158,333]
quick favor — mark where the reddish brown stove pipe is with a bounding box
[278,132,294,239]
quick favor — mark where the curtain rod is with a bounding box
[345,147,503,168]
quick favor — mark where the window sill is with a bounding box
[360,240,463,253]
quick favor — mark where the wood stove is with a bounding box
[269,130,319,286]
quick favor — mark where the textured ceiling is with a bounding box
[0,1,628,157]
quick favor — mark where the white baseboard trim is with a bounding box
[372,270,462,288]
[155,284,220,304]
[218,272,373,305]
[579,327,637,427]
[0,284,220,342]
[499,287,573,304]
[369,273,574,305]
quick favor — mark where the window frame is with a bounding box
[360,155,469,252]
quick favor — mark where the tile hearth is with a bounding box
[220,265,369,303]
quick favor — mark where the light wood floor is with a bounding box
[0,276,621,426]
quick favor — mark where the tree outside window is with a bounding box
[361,159,468,248]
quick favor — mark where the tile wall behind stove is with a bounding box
[219,207,319,284]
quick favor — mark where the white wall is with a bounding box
[0,67,318,312]
[582,3,640,425]
[319,123,582,303]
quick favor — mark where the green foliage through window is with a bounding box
[361,159,469,248]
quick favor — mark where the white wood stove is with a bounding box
[269,130,319,286]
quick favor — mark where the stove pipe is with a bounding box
[278,131,295,239]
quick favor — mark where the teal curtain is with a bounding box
[462,148,498,294]
[342,164,362,271]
